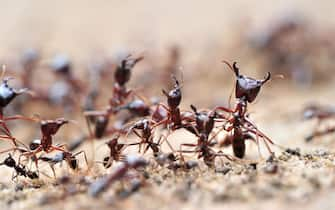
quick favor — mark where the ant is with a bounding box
[39,150,87,177]
[0,154,39,180]
[102,136,126,168]
[127,119,167,155]
[88,155,147,197]
[84,55,143,139]
[179,105,232,167]
[19,118,70,167]
[303,104,335,141]
[0,71,35,146]
[153,76,193,131]
[215,61,274,158]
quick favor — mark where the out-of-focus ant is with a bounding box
[84,55,143,139]
[39,150,87,177]
[0,154,39,180]
[88,155,147,197]
[215,61,274,158]
[0,68,35,146]
[102,136,126,168]
[303,104,335,141]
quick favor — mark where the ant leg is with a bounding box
[152,118,169,129]
[158,134,175,153]
[208,126,226,145]
[49,164,56,178]
[73,150,89,167]
[214,106,235,113]
[3,115,38,122]
[50,145,68,153]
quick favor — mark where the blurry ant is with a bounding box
[84,55,143,139]
[0,154,39,180]
[39,150,88,177]
[88,155,147,197]
[0,68,35,146]
[102,136,126,168]
[215,61,274,158]
[303,104,335,141]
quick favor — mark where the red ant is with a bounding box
[303,104,335,141]
[153,76,193,131]
[88,155,147,197]
[127,119,167,155]
[215,61,274,158]
[17,118,70,167]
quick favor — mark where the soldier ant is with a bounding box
[18,118,70,167]
[0,154,39,180]
[215,61,274,158]
[0,69,35,146]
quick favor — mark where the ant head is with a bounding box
[41,118,68,136]
[223,61,271,103]
[162,75,182,109]
[0,77,28,108]
[114,55,143,86]
[3,154,16,168]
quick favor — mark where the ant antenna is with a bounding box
[222,60,239,77]
[261,72,271,84]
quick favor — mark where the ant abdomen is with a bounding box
[232,136,246,158]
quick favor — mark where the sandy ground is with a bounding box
[0,1,335,210]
